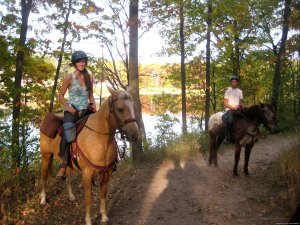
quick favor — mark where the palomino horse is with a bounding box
[40,87,141,224]
[208,103,279,176]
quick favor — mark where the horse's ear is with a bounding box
[125,85,131,94]
[107,86,116,96]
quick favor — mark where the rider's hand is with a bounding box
[66,105,77,114]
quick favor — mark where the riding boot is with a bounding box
[223,123,231,145]
[56,134,69,180]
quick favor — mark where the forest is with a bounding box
[0,0,299,224]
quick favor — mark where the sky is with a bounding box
[72,26,180,65]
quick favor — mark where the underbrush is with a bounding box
[277,144,300,214]
[0,168,40,224]
[141,131,209,163]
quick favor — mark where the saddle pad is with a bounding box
[40,113,63,138]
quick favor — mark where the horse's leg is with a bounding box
[209,133,219,167]
[82,169,93,225]
[66,168,75,201]
[214,135,223,166]
[233,144,242,176]
[99,171,112,223]
[244,143,254,176]
[208,133,215,165]
[40,153,53,205]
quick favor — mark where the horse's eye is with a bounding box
[118,108,123,113]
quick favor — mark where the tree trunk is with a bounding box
[233,20,240,77]
[11,0,33,168]
[128,0,144,161]
[180,1,187,134]
[49,0,72,112]
[205,1,212,131]
[271,0,291,111]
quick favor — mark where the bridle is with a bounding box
[84,95,137,135]
[109,95,137,131]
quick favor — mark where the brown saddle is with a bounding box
[40,110,93,139]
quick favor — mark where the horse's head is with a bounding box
[108,87,141,142]
[259,103,279,134]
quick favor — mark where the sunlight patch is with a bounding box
[136,160,175,224]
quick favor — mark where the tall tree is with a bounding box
[179,0,187,134]
[49,0,72,112]
[128,0,144,160]
[205,0,212,131]
[271,0,292,110]
[11,0,33,168]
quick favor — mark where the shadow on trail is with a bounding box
[108,159,209,225]
[142,159,206,225]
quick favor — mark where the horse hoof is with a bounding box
[85,218,92,225]
[69,195,76,201]
[101,214,109,223]
[40,193,47,205]
[40,199,46,205]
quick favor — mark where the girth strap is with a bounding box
[73,141,117,173]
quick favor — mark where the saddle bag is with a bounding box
[40,113,63,138]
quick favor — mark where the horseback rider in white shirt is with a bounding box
[223,75,243,144]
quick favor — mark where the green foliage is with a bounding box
[142,128,208,163]
[153,113,180,149]
[152,93,181,114]
[0,110,12,174]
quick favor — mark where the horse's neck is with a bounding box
[244,105,261,124]
[87,100,117,134]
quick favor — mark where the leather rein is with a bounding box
[73,95,137,173]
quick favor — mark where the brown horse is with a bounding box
[40,87,141,225]
[208,103,279,176]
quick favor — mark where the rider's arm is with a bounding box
[224,98,238,110]
[239,99,244,108]
[88,74,96,111]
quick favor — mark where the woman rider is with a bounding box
[56,50,96,179]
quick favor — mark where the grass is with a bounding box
[277,144,300,212]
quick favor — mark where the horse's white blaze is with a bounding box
[126,100,135,118]
[208,112,224,131]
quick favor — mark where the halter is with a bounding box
[109,95,137,130]
[84,95,137,135]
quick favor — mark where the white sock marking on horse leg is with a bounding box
[85,215,92,225]
[40,190,46,205]
[66,176,75,201]
[100,198,109,222]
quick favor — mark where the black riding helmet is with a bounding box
[230,75,239,82]
[71,50,88,65]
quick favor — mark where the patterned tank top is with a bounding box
[68,73,89,110]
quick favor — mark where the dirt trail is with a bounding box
[28,133,299,225]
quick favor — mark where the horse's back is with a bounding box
[208,112,224,132]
